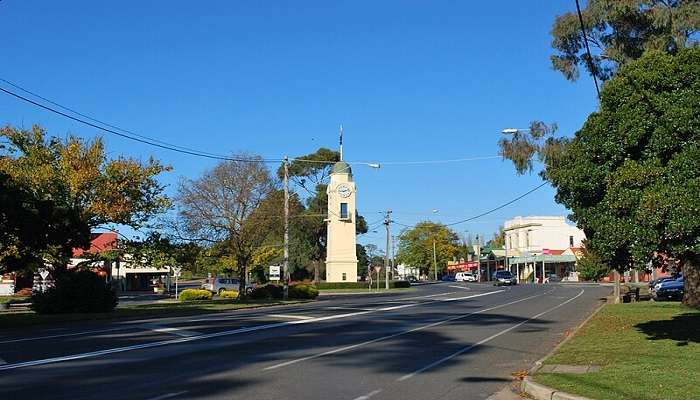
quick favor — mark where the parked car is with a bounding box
[202,277,256,294]
[441,275,456,282]
[405,275,418,283]
[649,275,680,289]
[545,274,561,283]
[653,277,684,301]
[455,272,478,282]
[493,270,517,286]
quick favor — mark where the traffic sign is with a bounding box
[173,266,182,277]
[39,270,50,280]
[269,265,281,281]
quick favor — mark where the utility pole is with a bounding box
[384,210,392,290]
[283,156,290,300]
[433,239,438,281]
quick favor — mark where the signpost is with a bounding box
[269,265,281,281]
[173,266,182,299]
[39,269,50,292]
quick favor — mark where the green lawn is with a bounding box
[534,302,700,400]
[0,299,308,329]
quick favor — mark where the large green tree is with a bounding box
[547,49,700,307]
[551,0,700,82]
[396,222,461,278]
[0,125,170,273]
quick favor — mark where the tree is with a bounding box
[545,49,700,307]
[0,173,89,274]
[176,155,276,296]
[0,125,170,274]
[396,222,461,278]
[487,226,506,248]
[551,0,700,82]
[356,244,370,279]
[576,249,610,282]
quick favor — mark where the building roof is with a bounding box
[72,232,118,257]
[331,161,352,174]
[509,254,578,264]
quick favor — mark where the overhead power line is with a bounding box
[391,181,549,229]
[574,0,601,99]
[0,78,501,167]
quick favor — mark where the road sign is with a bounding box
[39,270,50,280]
[173,266,182,278]
[269,265,281,281]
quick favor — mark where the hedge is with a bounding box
[31,270,117,314]
[179,289,213,301]
[250,284,284,300]
[218,290,239,299]
[288,284,319,299]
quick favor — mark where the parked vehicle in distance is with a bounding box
[649,275,680,289]
[545,274,561,283]
[202,277,256,294]
[441,275,456,282]
[405,275,418,283]
[455,272,477,282]
[653,277,684,301]
[493,270,517,286]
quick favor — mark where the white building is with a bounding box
[504,216,585,257]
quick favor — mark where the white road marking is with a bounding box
[0,326,130,344]
[146,391,188,400]
[147,325,199,338]
[397,288,586,381]
[448,285,471,290]
[353,389,382,400]
[0,290,504,372]
[262,290,552,371]
[268,314,314,320]
[325,307,377,311]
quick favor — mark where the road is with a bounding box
[0,283,609,400]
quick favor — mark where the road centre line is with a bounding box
[268,314,315,320]
[262,289,554,371]
[0,290,503,372]
[397,288,586,382]
[145,391,189,400]
[352,389,382,400]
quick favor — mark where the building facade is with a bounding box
[325,161,358,282]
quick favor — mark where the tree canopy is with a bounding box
[396,222,461,277]
[551,0,700,82]
[0,125,170,273]
[546,49,700,307]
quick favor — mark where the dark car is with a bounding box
[493,270,517,286]
[441,275,456,282]
[405,275,418,283]
[653,277,684,301]
[649,275,680,289]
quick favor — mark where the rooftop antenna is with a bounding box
[339,124,343,161]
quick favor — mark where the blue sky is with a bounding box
[0,1,597,248]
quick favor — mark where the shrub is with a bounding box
[393,280,411,288]
[178,289,213,301]
[31,270,117,314]
[249,284,283,300]
[218,290,239,299]
[316,282,367,290]
[288,284,319,299]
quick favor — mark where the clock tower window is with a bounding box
[340,203,348,219]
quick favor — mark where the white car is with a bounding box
[202,277,256,294]
[455,272,478,282]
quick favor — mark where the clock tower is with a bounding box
[325,160,358,282]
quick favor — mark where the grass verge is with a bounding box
[0,299,309,329]
[534,302,700,400]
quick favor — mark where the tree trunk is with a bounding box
[682,256,700,308]
[313,260,320,284]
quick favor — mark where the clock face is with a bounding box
[337,184,352,198]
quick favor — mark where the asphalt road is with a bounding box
[0,282,609,400]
